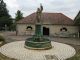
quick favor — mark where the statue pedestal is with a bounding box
[33,24,43,41]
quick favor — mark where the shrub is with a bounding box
[0,35,6,45]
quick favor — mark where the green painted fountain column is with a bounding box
[33,24,43,41]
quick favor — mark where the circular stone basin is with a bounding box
[24,37,52,50]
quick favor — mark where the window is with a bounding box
[60,27,67,31]
[26,26,32,30]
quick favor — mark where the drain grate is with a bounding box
[45,55,58,60]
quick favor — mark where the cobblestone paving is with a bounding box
[0,41,76,60]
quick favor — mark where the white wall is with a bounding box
[16,23,78,37]
[42,25,78,37]
[16,24,35,35]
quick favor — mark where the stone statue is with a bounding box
[36,4,43,24]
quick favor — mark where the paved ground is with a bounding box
[0,31,80,49]
[0,41,75,60]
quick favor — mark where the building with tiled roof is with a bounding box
[74,10,80,38]
[16,12,74,25]
[74,10,80,20]
[16,12,78,37]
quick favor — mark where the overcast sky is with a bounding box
[4,0,80,20]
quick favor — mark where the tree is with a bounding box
[15,10,23,22]
[0,16,12,26]
[0,0,10,17]
[0,0,12,29]
[8,23,16,31]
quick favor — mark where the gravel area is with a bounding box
[0,31,80,49]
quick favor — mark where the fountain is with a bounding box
[0,4,76,60]
[24,4,52,50]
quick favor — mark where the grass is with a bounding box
[0,44,80,60]
[66,49,80,60]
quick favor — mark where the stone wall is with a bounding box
[16,24,78,37]
[42,25,78,37]
[16,24,35,35]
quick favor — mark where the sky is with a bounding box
[4,0,80,20]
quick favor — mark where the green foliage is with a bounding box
[67,49,80,60]
[77,49,80,54]
[74,18,80,26]
[67,56,79,60]
[0,0,10,17]
[8,23,16,31]
[0,0,12,28]
[0,35,6,44]
[0,16,12,27]
[15,10,23,22]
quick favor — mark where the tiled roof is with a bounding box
[16,12,74,25]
